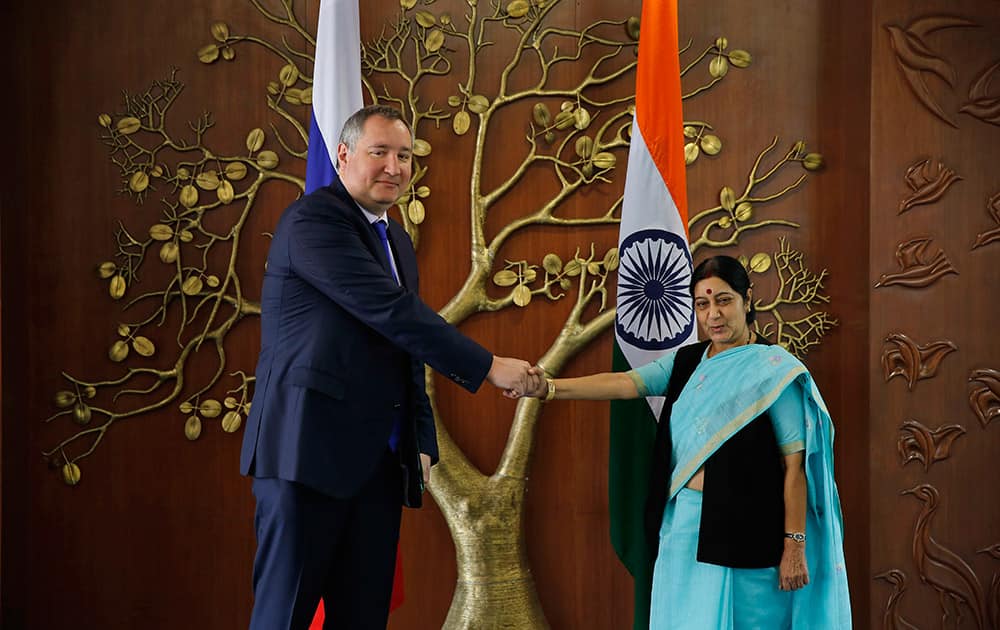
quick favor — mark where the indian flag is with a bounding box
[305,0,404,625]
[609,0,695,628]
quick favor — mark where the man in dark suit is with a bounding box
[240,104,532,629]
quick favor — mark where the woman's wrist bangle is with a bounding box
[544,378,556,402]
[784,531,806,543]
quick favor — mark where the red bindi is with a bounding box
[706,288,712,294]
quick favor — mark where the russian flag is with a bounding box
[608,1,695,628]
[306,1,405,626]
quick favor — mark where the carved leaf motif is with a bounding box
[874,237,958,288]
[882,332,957,390]
[968,368,1000,429]
[972,192,1000,250]
[897,419,966,471]
[898,158,962,214]
[902,484,987,629]
[959,59,1000,126]
[884,16,979,128]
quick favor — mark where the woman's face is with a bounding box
[693,276,751,349]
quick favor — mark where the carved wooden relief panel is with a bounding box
[881,333,957,389]
[874,237,958,288]
[897,419,965,471]
[898,158,962,214]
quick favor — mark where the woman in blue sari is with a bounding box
[519,255,851,629]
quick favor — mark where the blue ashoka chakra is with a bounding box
[615,229,694,351]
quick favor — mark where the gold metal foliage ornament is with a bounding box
[45,2,834,628]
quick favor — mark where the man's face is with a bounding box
[336,115,412,214]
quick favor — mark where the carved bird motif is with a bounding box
[902,484,986,629]
[899,158,963,214]
[875,237,958,288]
[885,15,979,127]
[960,60,1000,126]
[973,192,1000,250]
[898,419,966,471]
[882,332,958,390]
[875,569,920,630]
[968,368,1000,429]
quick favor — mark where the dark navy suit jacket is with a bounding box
[240,179,493,499]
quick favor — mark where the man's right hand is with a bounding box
[486,356,532,395]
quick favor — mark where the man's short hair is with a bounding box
[338,105,412,151]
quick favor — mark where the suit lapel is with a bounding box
[387,220,415,289]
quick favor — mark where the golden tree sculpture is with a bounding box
[42,1,834,626]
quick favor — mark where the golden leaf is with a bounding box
[415,10,436,27]
[715,37,728,50]
[533,102,551,127]
[560,101,575,112]
[468,95,490,114]
[700,134,722,155]
[564,259,582,276]
[184,416,203,441]
[179,230,194,243]
[285,89,303,106]
[493,269,519,287]
[587,262,601,275]
[604,247,620,271]
[452,110,471,135]
[416,185,431,198]
[116,117,141,135]
[554,110,575,130]
[544,131,555,144]
[684,142,700,165]
[683,125,698,139]
[222,411,243,433]
[749,253,772,274]
[718,216,732,229]
[729,49,752,68]
[447,95,461,107]
[412,139,432,157]
[803,153,824,171]
[206,275,220,288]
[159,241,179,264]
[149,224,174,241]
[179,401,194,414]
[506,0,530,18]
[176,167,190,179]
[200,399,222,418]
[117,323,130,337]
[98,113,112,128]
[257,151,279,169]
[132,336,155,357]
[109,275,126,300]
[575,136,594,158]
[182,276,203,296]
[109,340,129,362]
[246,128,265,153]
[440,13,452,25]
[54,391,76,408]
[221,46,235,61]
[97,261,117,279]
[150,165,163,178]
[626,16,640,40]
[719,186,736,212]
[582,162,593,178]
[179,185,198,208]
[592,152,616,169]
[211,21,230,42]
[735,202,753,222]
[83,386,96,399]
[513,284,532,306]
[224,397,238,409]
[542,253,563,274]
[524,268,537,283]
[425,29,445,53]
[61,463,81,486]
[197,44,220,64]
[400,0,416,8]
[407,199,426,224]
[709,56,729,78]
[196,171,220,191]
[278,63,299,87]
[218,180,235,204]
[573,107,591,130]
[300,87,313,105]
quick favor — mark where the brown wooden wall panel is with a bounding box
[7,0,994,628]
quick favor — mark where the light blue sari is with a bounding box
[630,344,852,629]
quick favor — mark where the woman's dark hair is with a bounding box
[690,255,756,324]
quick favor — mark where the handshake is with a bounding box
[486,356,548,399]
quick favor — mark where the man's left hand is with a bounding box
[420,453,432,488]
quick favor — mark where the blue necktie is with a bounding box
[373,219,402,451]
[372,219,399,283]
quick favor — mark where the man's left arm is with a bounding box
[410,357,438,486]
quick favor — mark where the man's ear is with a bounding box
[336,142,349,169]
